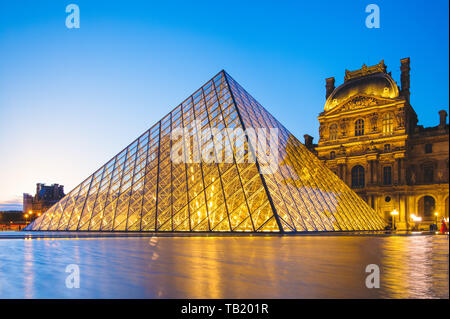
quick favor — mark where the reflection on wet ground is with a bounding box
[0,233,448,298]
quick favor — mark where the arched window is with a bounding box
[382,113,394,135]
[330,151,336,159]
[355,119,364,136]
[351,165,365,188]
[418,196,436,220]
[329,124,338,141]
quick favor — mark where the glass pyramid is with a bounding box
[25,71,386,232]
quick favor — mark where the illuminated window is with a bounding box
[382,113,393,135]
[351,165,365,188]
[329,124,338,140]
[355,119,364,136]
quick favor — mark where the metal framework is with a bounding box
[25,71,386,232]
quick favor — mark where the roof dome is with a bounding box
[324,69,400,112]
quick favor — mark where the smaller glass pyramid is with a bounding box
[25,71,386,232]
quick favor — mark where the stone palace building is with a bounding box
[305,58,449,230]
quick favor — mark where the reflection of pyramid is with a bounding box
[25,71,385,232]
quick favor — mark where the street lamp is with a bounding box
[434,212,439,228]
[391,209,399,230]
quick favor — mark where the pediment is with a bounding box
[324,94,400,116]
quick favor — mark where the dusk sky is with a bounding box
[0,0,448,210]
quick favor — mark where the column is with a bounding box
[373,160,378,184]
[393,159,399,185]
[343,164,348,186]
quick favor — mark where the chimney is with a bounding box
[53,184,59,198]
[400,57,410,102]
[304,134,314,148]
[325,77,335,99]
[36,183,42,200]
[439,110,448,128]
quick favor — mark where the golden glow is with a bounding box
[391,209,399,216]
[25,71,384,233]
[410,214,422,222]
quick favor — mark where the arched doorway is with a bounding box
[418,196,436,221]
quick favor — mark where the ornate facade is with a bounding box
[311,58,449,230]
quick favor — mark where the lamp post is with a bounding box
[391,209,399,230]
[434,212,439,229]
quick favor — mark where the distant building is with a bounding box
[308,58,449,230]
[23,183,65,220]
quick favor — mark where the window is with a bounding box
[425,144,433,154]
[384,144,391,152]
[355,119,364,136]
[423,164,434,183]
[351,165,365,188]
[383,166,392,185]
[329,124,338,141]
[418,196,436,219]
[382,113,394,135]
[330,151,336,159]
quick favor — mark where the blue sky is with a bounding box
[0,0,448,210]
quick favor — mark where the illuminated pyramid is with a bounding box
[25,71,385,232]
